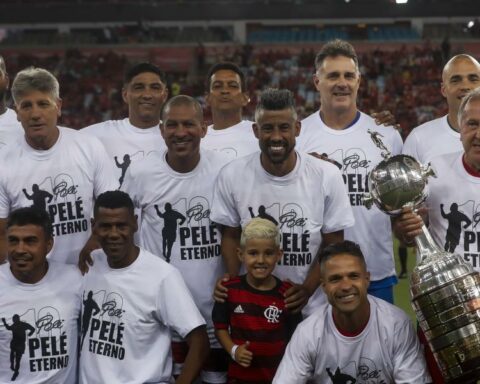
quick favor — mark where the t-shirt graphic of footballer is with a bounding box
[2,307,71,381]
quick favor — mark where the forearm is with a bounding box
[176,325,209,384]
[215,329,235,355]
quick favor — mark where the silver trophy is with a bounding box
[364,130,480,384]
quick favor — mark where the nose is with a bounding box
[338,277,353,291]
[30,104,42,120]
[270,127,283,142]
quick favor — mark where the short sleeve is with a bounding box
[392,317,432,383]
[90,137,118,196]
[273,321,315,384]
[211,300,229,330]
[155,267,206,338]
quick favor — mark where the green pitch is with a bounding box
[393,240,416,321]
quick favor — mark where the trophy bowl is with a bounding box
[363,154,434,215]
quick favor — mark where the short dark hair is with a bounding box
[124,62,167,85]
[161,94,203,122]
[7,207,53,238]
[255,88,297,122]
[205,62,246,92]
[318,240,366,269]
[94,190,135,216]
[315,39,359,71]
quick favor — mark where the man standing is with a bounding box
[0,207,82,383]
[211,88,354,316]
[82,62,168,188]
[273,241,431,384]
[297,40,403,303]
[202,62,257,160]
[79,190,208,384]
[121,95,231,383]
[395,88,480,384]
[0,67,116,264]
[0,55,23,147]
[403,54,480,164]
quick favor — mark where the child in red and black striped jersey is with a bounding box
[212,218,302,384]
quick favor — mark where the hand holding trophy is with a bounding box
[364,129,480,384]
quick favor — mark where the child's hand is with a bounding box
[213,273,230,303]
[235,341,253,367]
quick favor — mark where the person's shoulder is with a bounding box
[81,119,124,135]
[219,151,257,174]
[429,150,462,174]
[201,148,231,169]
[370,295,410,324]
[224,275,242,289]
[359,112,400,136]
[48,262,83,290]
[137,247,181,278]
[409,116,446,138]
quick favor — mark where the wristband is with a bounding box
[230,344,239,361]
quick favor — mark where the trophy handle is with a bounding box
[363,193,374,209]
[421,163,437,179]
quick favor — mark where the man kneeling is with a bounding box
[273,240,431,384]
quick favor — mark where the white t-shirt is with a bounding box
[298,111,403,281]
[121,149,229,345]
[426,151,480,270]
[402,115,462,164]
[202,120,257,161]
[0,127,117,264]
[273,296,431,384]
[211,151,354,314]
[82,118,166,189]
[0,108,23,148]
[0,262,82,384]
[79,248,205,384]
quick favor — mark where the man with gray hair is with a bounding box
[0,67,116,264]
[0,55,23,147]
[211,88,354,316]
[296,39,403,304]
[394,86,480,384]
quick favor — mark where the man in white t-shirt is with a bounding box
[202,62,257,160]
[121,95,231,383]
[211,88,354,316]
[0,207,82,383]
[395,87,480,384]
[273,240,431,384]
[297,39,403,304]
[403,54,480,164]
[0,55,23,147]
[0,67,116,264]
[399,55,480,280]
[82,62,168,188]
[79,190,208,384]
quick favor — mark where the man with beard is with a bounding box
[211,88,354,316]
[0,55,23,147]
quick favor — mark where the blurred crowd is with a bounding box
[5,42,453,137]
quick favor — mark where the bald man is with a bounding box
[403,54,480,163]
